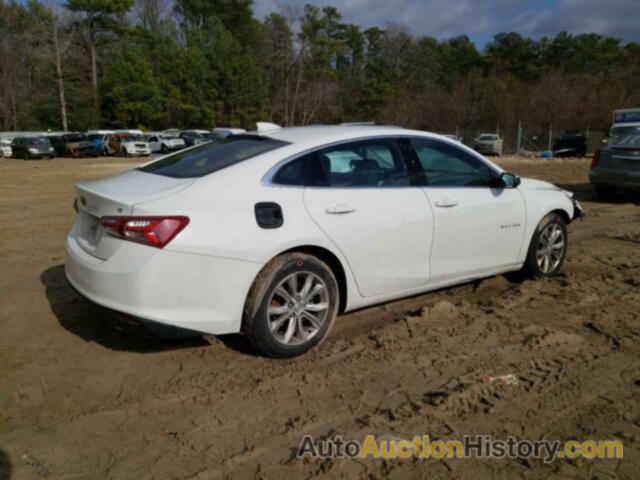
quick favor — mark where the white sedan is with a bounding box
[65,125,583,357]
[146,134,186,154]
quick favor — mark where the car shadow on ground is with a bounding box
[40,264,211,353]
[0,450,11,480]
[557,182,640,205]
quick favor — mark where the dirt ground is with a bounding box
[1,155,639,479]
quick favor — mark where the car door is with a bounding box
[409,137,525,284]
[302,137,433,298]
[148,136,160,152]
[11,139,21,157]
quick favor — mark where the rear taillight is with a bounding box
[591,149,600,169]
[101,216,189,248]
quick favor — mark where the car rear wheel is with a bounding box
[522,213,568,278]
[243,252,339,358]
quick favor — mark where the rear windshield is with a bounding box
[479,135,497,140]
[611,126,640,142]
[614,134,640,147]
[139,135,289,178]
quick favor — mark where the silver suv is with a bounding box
[473,133,503,156]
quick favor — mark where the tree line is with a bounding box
[1,0,639,138]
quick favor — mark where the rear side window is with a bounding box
[139,135,289,178]
[272,155,311,185]
[272,139,411,187]
[314,139,410,187]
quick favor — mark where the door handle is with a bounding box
[325,204,356,214]
[435,198,458,208]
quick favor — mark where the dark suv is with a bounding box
[590,133,640,199]
[49,133,97,157]
[553,130,587,157]
[11,137,56,160]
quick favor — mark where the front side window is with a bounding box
[140,135,289,178]
[411,138,496,187]
[308,139,410,187]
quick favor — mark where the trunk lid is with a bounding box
[74,169,194,260]
[600,147,640,171]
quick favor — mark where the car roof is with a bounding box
[256,125,428,147]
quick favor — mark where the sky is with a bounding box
[252,0,640,45]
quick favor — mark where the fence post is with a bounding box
[516,121,522,155]
[548,123,552,151]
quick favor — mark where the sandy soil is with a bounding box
[0,155,639,479]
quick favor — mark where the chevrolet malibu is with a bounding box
[66,125,582,357]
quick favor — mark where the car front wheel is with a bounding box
[243,253,339,358]
[522,213,568,278]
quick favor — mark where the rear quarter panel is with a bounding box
[131,161,361,308]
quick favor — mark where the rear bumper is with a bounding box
[65,226,263,335]
[590,168,640,190]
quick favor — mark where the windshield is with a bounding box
[25,137,52,146]
[611,126,640,142]
[161,136,180,140]
[139,135,290,178]
[479,135,497,141]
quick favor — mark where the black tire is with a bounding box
[242,252,339,358]
[594,185,616,201]
[161,144,168,154]
[522,212,568,278]
[23,151,30,160]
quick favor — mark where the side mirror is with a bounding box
[500,172,521,188]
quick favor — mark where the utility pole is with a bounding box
[516,121,522,155]
[548,123,552,151]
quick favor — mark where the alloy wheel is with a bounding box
[267,272,329,346]
[537,223,565,273]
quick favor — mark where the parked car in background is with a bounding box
[49,133,97,157]
[443,134,463,143]
[1,138,13,157]
[106,133,151,157]
[590,133,640,200]
[87,130,115,155]
[145,134,186,154]
[65,125,582,358]
[10,136,56,160]
[473,133,503,156]
[553,130,587,157]
[180,130,210,147]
